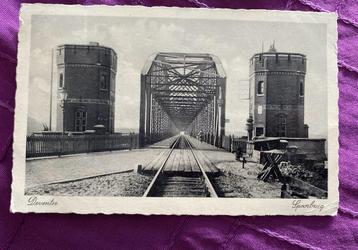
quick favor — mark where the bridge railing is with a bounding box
[202,133,248,154]
[26,133,139,158]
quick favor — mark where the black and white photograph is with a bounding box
[12,5,338,215]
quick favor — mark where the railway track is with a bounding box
[143,135,218,197]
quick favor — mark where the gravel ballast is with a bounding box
[212,161,281,198]
[25,172,152,197]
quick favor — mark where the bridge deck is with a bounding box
[185,135,223,151]
[165,149,200,173]
[25,135,221,188]
[149,135,178,148]
[142,135,219,174]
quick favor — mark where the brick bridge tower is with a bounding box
[248,44,308,138]
[55,42,117,133]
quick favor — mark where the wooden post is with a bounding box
[281,183,289,198]
[134,164,142,174]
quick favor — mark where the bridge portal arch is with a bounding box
[139,52,226,147]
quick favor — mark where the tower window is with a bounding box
[75,109,87,131]
[257,81,264,95]
[255,127,264,137]
[299,80,304,96]
[100,74,107,90]
[59,73,64,88]
[111,75,115,91]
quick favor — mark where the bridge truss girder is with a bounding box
[139,52,226,147]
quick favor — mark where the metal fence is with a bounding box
[26,133,139,158]
[221,135,246,153]
[202,133,248,153]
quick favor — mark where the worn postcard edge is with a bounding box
[11,4,339,216]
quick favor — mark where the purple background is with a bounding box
[1,0,357,249]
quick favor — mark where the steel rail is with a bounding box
[142,135,181,197]
[182,136,218,198]
[143,135,218,198]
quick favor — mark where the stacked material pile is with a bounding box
[280,163,327,191]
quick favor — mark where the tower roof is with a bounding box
[251,41,305,60]
[57,43,117,56]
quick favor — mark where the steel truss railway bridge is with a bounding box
[139,52,227,147]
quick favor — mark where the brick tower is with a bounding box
[248,44,308,138]
[55,42,117,133]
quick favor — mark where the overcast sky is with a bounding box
[28,15,327,137]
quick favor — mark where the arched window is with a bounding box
[75,108,87,131]
[257,81,264,95]
[100,74,107,90]
[299,80,304,96]
[59,73,64,88]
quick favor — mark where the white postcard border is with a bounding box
[11,4,339,216]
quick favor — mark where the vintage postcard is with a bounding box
[12,4,338,215]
